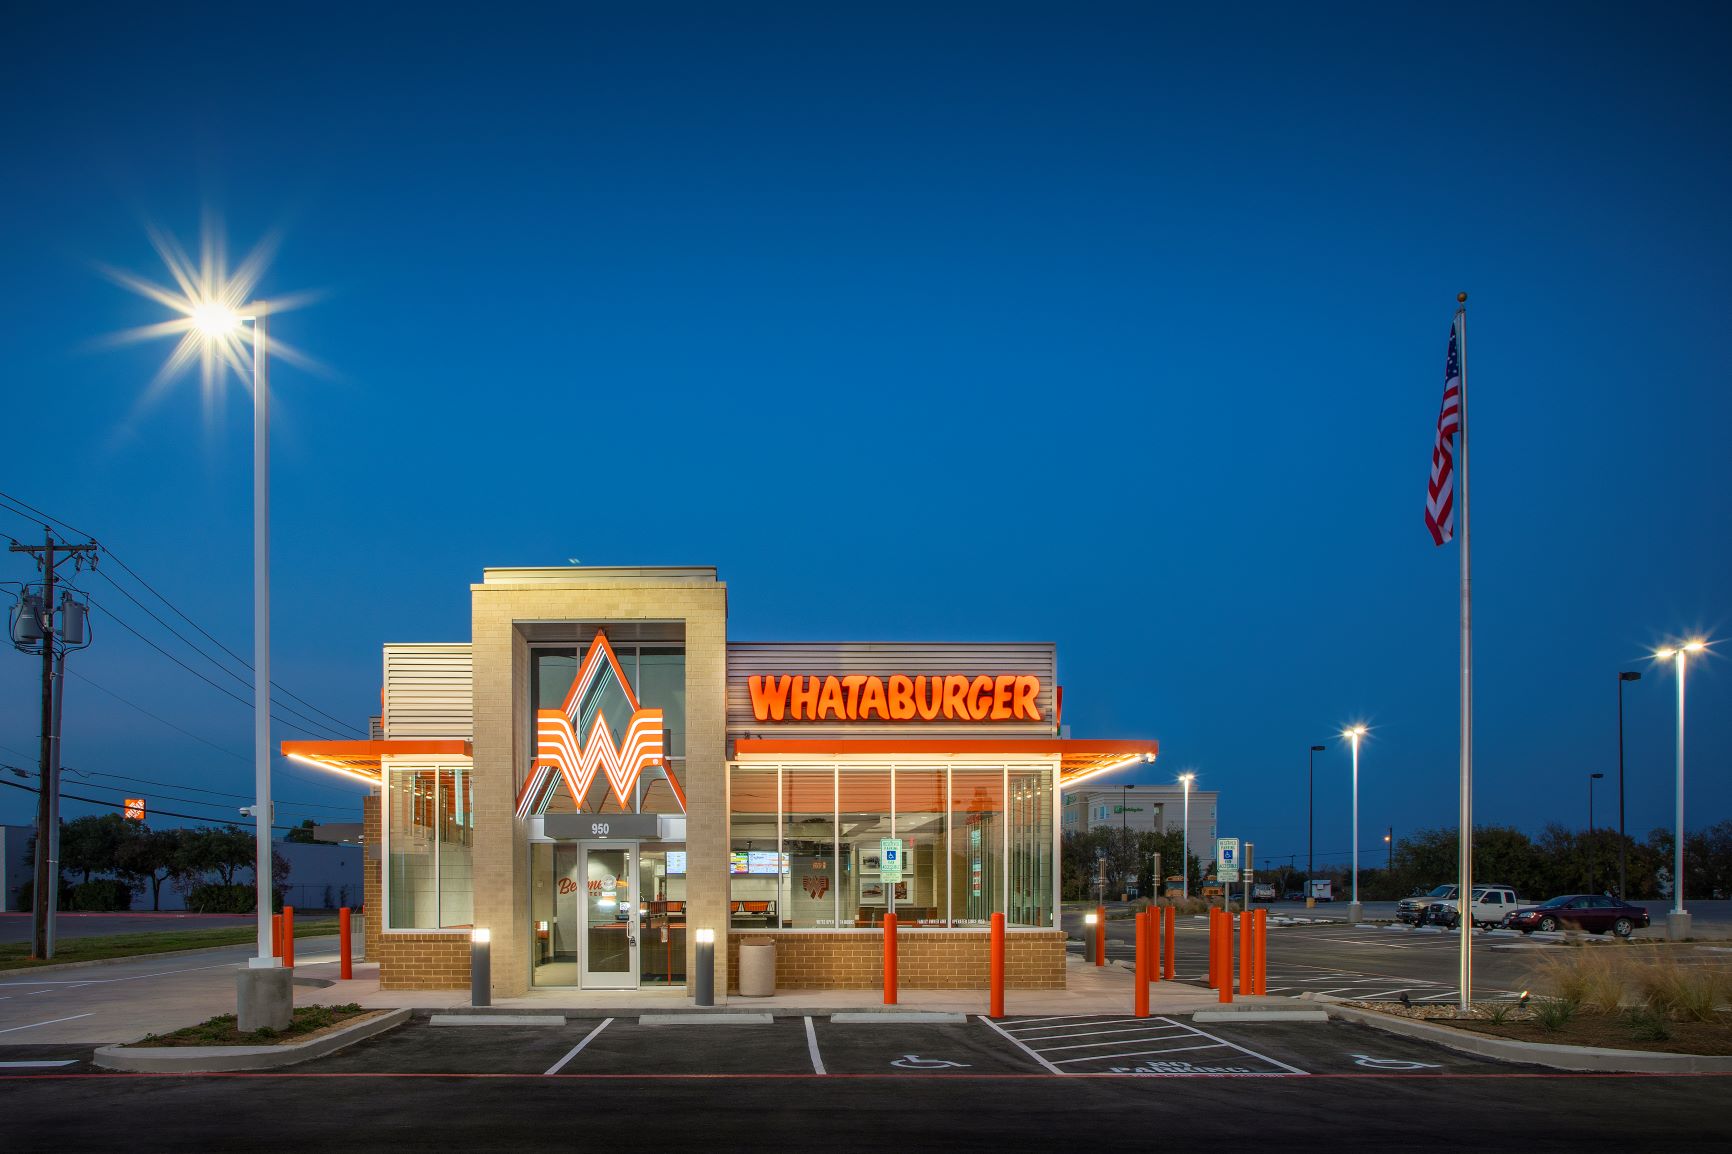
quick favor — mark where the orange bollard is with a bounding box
[1094,905,1106,967]
[1257,909,1269,994]
[1217,913,1233,1004]
[272,913,283,958]
[988,912,1006,1019]
[283,905,295,969]
[1164,905,1176,980]
[1240,908,1253,996]
[1133,912,1150,1018]
[339,907,353,981]
[882,912,899,1005]
[1207,910,1218,986]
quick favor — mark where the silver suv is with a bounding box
[1397,884,1455,924]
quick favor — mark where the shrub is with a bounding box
[1633,956,1724,1023]
[185,883,257,913]
[68,879,135,911]
[1623,1006,1671,1042]
[11,879,75,911]
[1533,997,1578,1032]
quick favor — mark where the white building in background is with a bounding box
[1061,784,1218,858]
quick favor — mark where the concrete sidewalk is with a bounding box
[0,936,356,1044]
[297,950,1263,1018]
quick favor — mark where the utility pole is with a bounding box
[9,529,98,960]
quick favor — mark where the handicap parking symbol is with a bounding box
[891,1054,971,1070]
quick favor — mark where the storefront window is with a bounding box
[782,766,836,927]
[387,765,473,929]
[727,762,1053,929]
[1008,768,1052,928]
[728,765,779,928]
[949,768,1003,926]
[837,767,892,927]
[894,766,947,926]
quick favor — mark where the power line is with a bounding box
[69,669,249,763]
[99,548,364,737]
[82,592,346,741]
[71,767,359,812]
[0,487,365,738]
[0,776,309,832]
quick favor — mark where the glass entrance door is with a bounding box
[582,844,638,989]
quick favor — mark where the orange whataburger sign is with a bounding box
[749,674,1042,723]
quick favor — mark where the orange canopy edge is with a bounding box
[280,739,473,785]
[732,737,1157,787]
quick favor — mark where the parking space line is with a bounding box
[543,1017,612,1075]
[1038,1033,1196,1054]
[803,1016,825,1076]
[0,1013,93,1035]
[976,1015,1064,1075]
[1052,1043,1227,1065]
[1017,1024,1189,1043]
[1181,1020,1308,1075]
[1007,1017,1145,1033]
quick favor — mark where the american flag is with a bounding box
[1425,325,1462,545]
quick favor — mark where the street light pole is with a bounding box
[1343,727,1366,922]
[1655,641,1705,939]
[1617,671,1640,900]
[1587,772,1603,892]
[250,306,273,968]
[1307,745,1324,907]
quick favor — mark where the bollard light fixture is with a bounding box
[695,927,715,944]
[694,928,716,1006]
[470,926,492,1008]
[471,927,491,944]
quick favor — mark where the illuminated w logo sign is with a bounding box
[514,631,687,818]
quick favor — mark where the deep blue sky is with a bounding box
[3,3,1728,870]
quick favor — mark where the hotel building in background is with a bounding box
[1060,784,1218,850]
[285,566,1156,999]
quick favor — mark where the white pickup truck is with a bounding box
[1426,884,1522,929]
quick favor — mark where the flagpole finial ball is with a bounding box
[1457,292,1467,303]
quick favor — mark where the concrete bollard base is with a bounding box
[1666,911,1693,941]
[236,965,293,1032]
[1346,902,1363,923]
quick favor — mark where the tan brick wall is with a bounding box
[726,930,1065,992]
[471,573,729,999]
[362,793,381,963]
[377,933,471,990]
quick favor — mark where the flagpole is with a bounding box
[1455,291,1473,1010]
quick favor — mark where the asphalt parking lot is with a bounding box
[2,1013,1728,1151]
[0,1011,1583,1079]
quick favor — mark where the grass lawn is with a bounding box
[0,919,337,971]
[128,1003,377,1048]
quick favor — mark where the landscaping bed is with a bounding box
[127,1003,379,1048]
[1345,945,1732,1057]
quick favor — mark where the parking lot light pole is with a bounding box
[1343,727,1367,923]
[1307,745,1325,907]
[1617,671,1641,900]
[1655,641,1705,940]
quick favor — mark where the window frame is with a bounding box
[382,758,476,934]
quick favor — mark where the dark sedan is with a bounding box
[1502,894,1650,937]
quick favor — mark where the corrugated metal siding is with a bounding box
[727,642,1057,739]
[383,644,473,739]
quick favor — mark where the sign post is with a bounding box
[1216,838,1240,912]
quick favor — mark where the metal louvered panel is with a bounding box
[726,642,1057,739]
[383,644,473,739]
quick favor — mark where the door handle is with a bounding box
[628,937,637,947]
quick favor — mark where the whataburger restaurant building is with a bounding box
[284,567,1157,1000]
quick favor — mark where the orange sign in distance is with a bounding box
[748,674,1042,723]
[123,798,146,821]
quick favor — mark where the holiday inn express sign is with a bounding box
[748,673,1044,723]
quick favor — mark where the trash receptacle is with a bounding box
[737,939,776,997]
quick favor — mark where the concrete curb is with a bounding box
[1194,1010,1327,1023]
[640,1013,772,1026]
[1315,1001,1732,1073]
[93,1007,410,1072]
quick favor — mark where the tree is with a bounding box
[180,825,255,885]
[59,814,140,883]
[115,827,192,912]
